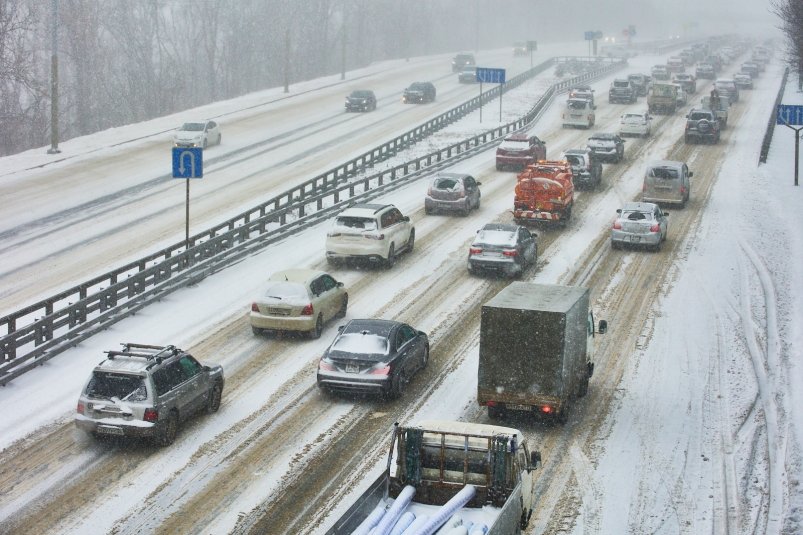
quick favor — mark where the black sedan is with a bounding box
[316,319,429,398]
[345,89,377,112]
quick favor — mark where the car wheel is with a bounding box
[496,163,503,171]
[309,314,323,339]
[157,411,179,447]
[207,382,222,413]
[406,230,415,253]
[420,345,429,369]
[385,244,396,268]
[387,372,404,399]
[611,240,621,250]
[475,197,481,210]
[252,326,263,336]
[654,240,662,252]
[577,375,589,397]
[217,134,222,145]
[337,295,348,318]
[462,201,470,217]
[326,257,341,267]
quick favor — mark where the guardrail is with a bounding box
[0,57,625,385]
[759,66,789,164]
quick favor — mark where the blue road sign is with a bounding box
[172,147,203,178]
[475,67,506,84]
[584,31,595,40]
[777,104,803,126]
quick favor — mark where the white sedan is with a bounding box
[173,120,222,148]
[618,112,652,138]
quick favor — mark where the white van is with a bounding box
[562,98,595,129]
[642,160,693,208]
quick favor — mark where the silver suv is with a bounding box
[75,343,224,446]
[325,203,415,267]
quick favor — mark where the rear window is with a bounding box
[614,81,629,87]
[475,229,516,247]
[499,140,530,151]
[86,372,147,401]
[332,333,389,356]
[333,216,377,231]
[690,112,712,121]
[263,281,308,301]
[649,167,679,179]
[567,100,587,110]
[622,210,654,221]
[432,177,464,191]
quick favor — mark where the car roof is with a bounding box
[621,201,658,212]
[590,133,617,139]
[338,203,391,218]
[646,160,684,170]
[341,318,399,337]
[95,345,186,374]
[268,269,327,284]
[432,172,470,181]
[479,223,518,232]
[503,133,530,142]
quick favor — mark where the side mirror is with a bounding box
[337,325,346,332]
[530,451,542,469]
[663,211,670,216]
[616,209,622,214]
[476,181,482,186]
[688,171,694,177]
[337,281,344,287]
[598,320,608,334]
[402,216,410,222]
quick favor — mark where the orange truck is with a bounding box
[513,160,574,224]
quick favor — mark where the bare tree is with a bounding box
[772,0,803,88]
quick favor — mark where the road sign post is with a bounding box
[776,104,803,186]
[475,67,506,123]
[172,147,204,249]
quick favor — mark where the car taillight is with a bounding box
[540,405,553,414]
[251,302,259,312]
[77,402,84,413]
[318,359,335,371]
[301,304,314,316]
[469,247,482,255]
[502,249,518,257]
[364,233,385,240]
[613,220,622,229]
[143,409,158,422]
[369,364,391,375]
[486,400,497,407]
[680,186,687,194]
[650,223,661,233]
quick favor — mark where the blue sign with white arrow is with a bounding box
[777,104,803,126]
[172,147,203,179]
[475,67,506,84]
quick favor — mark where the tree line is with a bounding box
[0,0,541,157]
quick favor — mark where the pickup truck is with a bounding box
[326,420,541,535]
[701,95,729,127]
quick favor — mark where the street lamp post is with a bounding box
[47,0,61,154]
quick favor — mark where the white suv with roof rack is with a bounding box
[325,203,415,267]
[75,343,224,446]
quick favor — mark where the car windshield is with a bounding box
[565,154,585,166]
[614,81,629,87]
[350,91,372,98]
[649,167,679,179]
[621,210,654,221]
[475,230,516,247]
[622,114,644,123]
[86,372,147,401]
[263,281,308,301]
[432,177,464,191]
[333,216,377,231]
[331,333,389,357]
[180,123,204,131]
[408,83,426,91]
[499,140,530,151]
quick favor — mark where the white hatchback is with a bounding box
[326,204,415,267]
[619,112,652,137]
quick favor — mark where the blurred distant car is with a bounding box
[458,66,477,83]
[403,82,436,103]
[562,148,602,189]
[642,160,692,208]
[741,62,760,78]
[672,83,688,106]
[611,202,669,251]
[326,203,415,267]
[627,73,650,96]
[587,132,625,163]
[734,73,753,90]
[672,73,697,94]
[619,111,652,137]
[249,269,348,339]
[695,63,715,79]
[424,173,481,216]
[467,223,537,278]
[345,90,377,112]
[316,319,429,399]
[651,65,670,81]
[714,78,739,103]
[569,85,595,108]
[173,121,221,148]
[451,53,476,72]
[495,133,547,170]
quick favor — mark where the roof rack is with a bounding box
[105,343,181,364]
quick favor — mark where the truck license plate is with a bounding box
[506,404,531,412]
[346,364,359,373]
[97,425,124,436]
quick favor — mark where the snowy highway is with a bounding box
[1,40,800,535]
